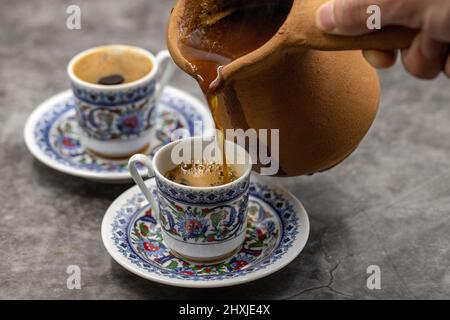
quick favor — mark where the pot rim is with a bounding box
[167,0,300,87]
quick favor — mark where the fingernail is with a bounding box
[363,50,397,69]
[421,36,446,60]
[316,1,336,32]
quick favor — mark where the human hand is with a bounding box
[315,0,450,79]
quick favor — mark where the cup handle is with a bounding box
[128,154,160,216]
[154,50,176,103]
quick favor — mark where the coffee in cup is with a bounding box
[164,161,238,187]
[71,46,154,85]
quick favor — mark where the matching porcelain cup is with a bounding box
[128,137,252,263]
[68,45,175,158]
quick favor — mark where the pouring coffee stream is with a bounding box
[168,0,417,176]
[178,3,292,180]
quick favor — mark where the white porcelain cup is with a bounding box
[68,45,175,158]
[128,137,253,263]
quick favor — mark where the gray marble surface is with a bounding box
[0,0,449,300]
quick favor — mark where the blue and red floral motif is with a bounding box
[75,97,154,141]
[158,193,248,244]
[72,78,156,142]
[111,182,300,281]
[177,213,209,240]
[57,135,80,151]
[117,111,145,135]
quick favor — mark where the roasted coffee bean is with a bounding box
[98,74,125,85]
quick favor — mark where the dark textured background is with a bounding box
[0,0,449,299]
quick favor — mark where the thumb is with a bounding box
[316,0,424,36]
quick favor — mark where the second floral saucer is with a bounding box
[24,87,215,183]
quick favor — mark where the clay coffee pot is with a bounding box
[167,0,416,176]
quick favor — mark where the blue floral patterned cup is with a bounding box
[128,137,252,263]
[68,45,175,158]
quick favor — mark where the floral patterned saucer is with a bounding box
[101,177,310,288]
[24,87,215,183]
